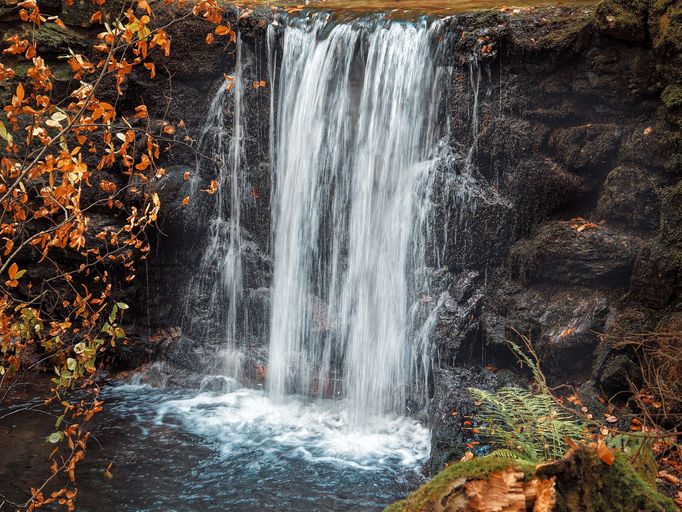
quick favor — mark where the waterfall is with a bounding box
[183,35,247,378]
[267,15,449,424]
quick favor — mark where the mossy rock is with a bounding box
[386,449,675,512]
[620,120,682,175]
[661,83,682,125]
[662,84,682,109]
[11,61,73,82]
[540,448,676,512]
[651,0,682,54]
[3,23,88,54]
[595,0,649,42]
[506,7,594,56]
[385,457,537,512]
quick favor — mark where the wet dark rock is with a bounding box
[429,366,498,473]
[630,241,682,308]
[476,117,550,182]
[620,120,682,174]
[432,271,485,366]
[597,165,662,231]
[503,157,587,238]
[142,165,200,233]
[592,345,640,395]
[549,124,622,172]
[572,44,658,108]
[661,180,682,246]
[483,283,610,382]
[441,191,515,272]
[510,221,640,286]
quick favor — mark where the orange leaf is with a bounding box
[206,32,215,44]
[183,171,190,181]
[8,262,19,280]
[559,327,576,338]
[90,10,102,23]
[137,0,151,14]
[215,25,230,36]
[134,105,148,119]
[143,62,155,79]
[181,196,189,206]
[203,179,218,195]
[597,440,615,465]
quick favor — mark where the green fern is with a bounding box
[468,339,586,463]
[469,386,586,463]
[487,448,526,459]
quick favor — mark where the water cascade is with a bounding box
[182,35,248,378]
[267,15,451,424]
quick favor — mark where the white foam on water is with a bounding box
[153,387,430,471]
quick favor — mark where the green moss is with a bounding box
[595,0,648,41]
[384,456,537,512]
[538,12,593,48]
[552,449,676,512]
[386,449,675,512]
[652,3,682,54]
[662,84,682,109]
[11,61,73,82]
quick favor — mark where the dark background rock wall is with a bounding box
[429,1,681,471]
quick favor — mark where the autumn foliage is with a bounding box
[0,0,235,508]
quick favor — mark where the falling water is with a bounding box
[183,35,247,378]
[267,15,450,424]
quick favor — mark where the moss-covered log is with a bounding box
[386,448,676,512]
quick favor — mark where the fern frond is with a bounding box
[469,385,587,463]
[488,449,526,460]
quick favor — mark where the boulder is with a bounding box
[482,283,610,383]
[510,221,640,286]
[597,165,662,231]
[549,124,622,172]
[595,0,649,42]
[630,241,682,308]
[620,120,682,175]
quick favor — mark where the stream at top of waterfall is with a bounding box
[0,377,429,511]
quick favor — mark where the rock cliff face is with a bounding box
[426,1,681,470]
[2,0,680,473]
